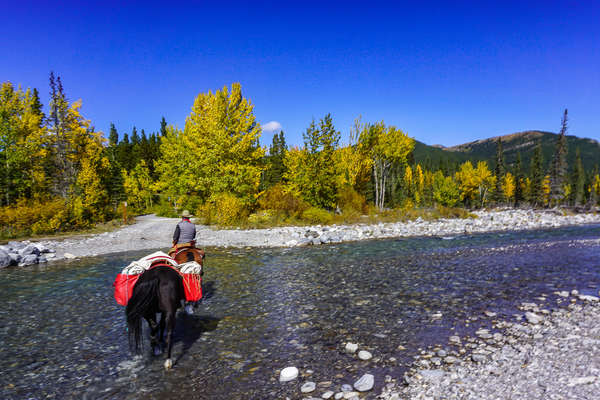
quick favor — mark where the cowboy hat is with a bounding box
[181,210,193,218]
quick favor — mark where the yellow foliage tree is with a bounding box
[156,83,265,207]
[455,161,496,208]
[122,160,154,211]
[502,172,516,204]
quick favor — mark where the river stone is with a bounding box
[279,366,299,382]
[334,393,344,400]
[578,295,599,302]
[419,369,445,381]
[345,342,358,353]
[525,312,543,324]
[19,244,40,257]
[0,249,10,268]
[471,354,486,363]
[64,253,77,259]
[301,382,316,393]
[322,391,334,399]
[358,350,372,360]
[8,253,21,265]
[341,384,353,392]
[8,241,26,250]
[38,255,47,263]
[353,374,374,392]
[19,254,39,267]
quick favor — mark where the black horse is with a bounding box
[126,265,185,369]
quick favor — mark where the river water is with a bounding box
[1,225,599,399]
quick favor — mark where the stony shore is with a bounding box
[1,209,599,267]
[378,292,600,400]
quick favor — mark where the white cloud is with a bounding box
[262,121,282,134]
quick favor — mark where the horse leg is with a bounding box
[146,313,162,356]
[163,310,176,370]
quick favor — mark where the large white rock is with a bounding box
[279,366,299,382]
[353,374,374,392]
[357,350,372,360]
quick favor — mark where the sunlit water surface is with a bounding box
[1,224,599,399]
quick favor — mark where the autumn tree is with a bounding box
[455,161,496,208]
[156,83,264,207]
[359,121,414,209]
[284,114,340,209]
[122,159,154,210]
[0,82,48,204]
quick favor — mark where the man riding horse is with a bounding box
[169,210,205,263]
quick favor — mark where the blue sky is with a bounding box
[2,1,599,147]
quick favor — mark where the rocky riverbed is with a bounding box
[1,209,599,266]
[379,293,600,400]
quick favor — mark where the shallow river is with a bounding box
[1,225,600,399]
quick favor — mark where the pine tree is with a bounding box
[31,88,44,126]
[160,117,167,137]
[493,137,505,204]
[514,152,524,207]
[550,109,569,206]
[48,72,76,198]
[571,147,585,206]
[262,130,287,189]
[108,123,118,146]
[530,142,544,207]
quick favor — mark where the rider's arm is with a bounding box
[172,224,180,245]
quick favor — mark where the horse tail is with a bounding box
[126,274,159,353]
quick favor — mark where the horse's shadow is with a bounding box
[169,314,220,365]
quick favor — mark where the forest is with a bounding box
[1,76,599,239]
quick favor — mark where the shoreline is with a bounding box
[1,209,599,266]
[378,291,600,400]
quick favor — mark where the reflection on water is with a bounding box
[1,225,599,399]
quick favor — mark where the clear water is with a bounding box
[1,224,599,399]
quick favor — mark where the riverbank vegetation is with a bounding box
[1,76,599,238]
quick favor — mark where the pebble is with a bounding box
[525,312,543,324]
[301,382,316,393]
[279,366,299,382]
[353,374,374,392]
[344,342,358,353]
[321,391,334,399]
[357,350,372,360]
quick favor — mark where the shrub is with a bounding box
[337,186,366,217]
[301,207,333,225]
[197,193,249,226]
[0,198,72,239]
[258,184,308,218]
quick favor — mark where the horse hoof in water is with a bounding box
[164,358,173,370]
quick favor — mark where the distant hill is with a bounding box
[414,130,600,174]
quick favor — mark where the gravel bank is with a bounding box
[2,209,599,264]
[379,294,600,400]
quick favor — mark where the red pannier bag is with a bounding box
[182,273,202,302]
[113,273,140,306]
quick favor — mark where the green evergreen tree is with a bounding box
[530,142,544,207]
[108,123,118,146]
[514,151,524,207]
[262,130,287,189]
[31,88,44,126]
[117,133,131,171]
[550,109,569,206]
[493,137,505,204]
[571,147,585,206]
[160,117,167,137]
